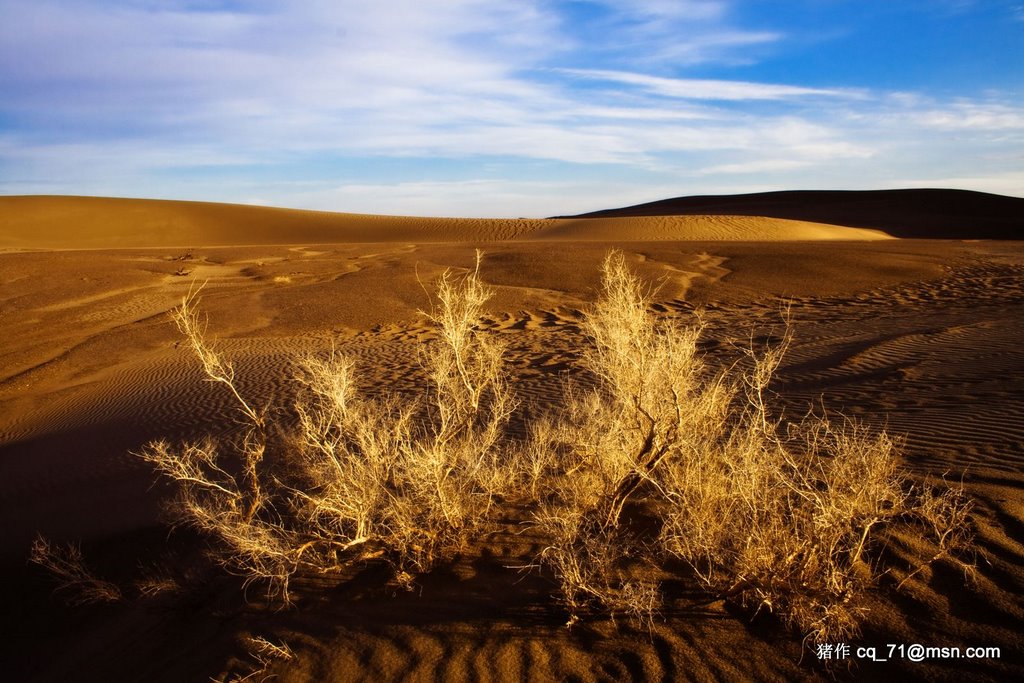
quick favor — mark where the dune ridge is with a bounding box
[561,188,1024,240]
[0,195,890,249]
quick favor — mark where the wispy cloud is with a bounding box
[558,69,863,101]
[697,159,815,175]
[565,0,779,67]
[904,102,1024,131]
[0,0,1021,214]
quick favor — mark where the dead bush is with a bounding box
[138,252,517,600]
[533,251,974,642]
[122,249,973,646]
[29,535,123,606]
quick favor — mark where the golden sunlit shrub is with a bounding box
[108,249,973,646]
[138,252,517,600]
[533,251,974,642]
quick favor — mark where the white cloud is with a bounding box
[647,30,781,64]
[910,103,1024,131]
[881,171,1024,196]
[559,69,862,100]
[604,0,728,21]
[698,159,814,175]
[574,0,780,66]
[0,0,1021,214]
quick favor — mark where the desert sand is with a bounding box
[566,188,1024,240]
[2,195,1022,681]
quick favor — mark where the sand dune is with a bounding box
[2,197,1023,681]
[0,195,547,248]
[531,213,892,241]
[0,195,890,249]
[564,188,1024,240]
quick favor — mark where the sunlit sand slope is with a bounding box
[0,196,890,248]
[0,196,549,247]
[564,188,1024,239]
[531,214,892,241]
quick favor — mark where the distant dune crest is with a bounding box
[2,189,1019,248]
[558,188,1024,240]
[0,193,928,249]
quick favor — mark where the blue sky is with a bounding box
[1,0,1021,216]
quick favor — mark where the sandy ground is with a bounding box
[1,198,1022,681]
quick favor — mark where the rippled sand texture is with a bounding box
[1,200,1022,681]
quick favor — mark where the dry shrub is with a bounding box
[138,436,297,599]
[660,415,909,643]
[136,283,295,596]
[214,635,295,683]
[122,249,973,646]
[897,477,976,589]
[532,252,734,624]
[138,252,516,600]
[534,251,974,642]
[536,498,662,629]
[29,535,123,605]
[289,253,517,578]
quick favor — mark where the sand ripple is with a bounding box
[4,239,1023,680]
